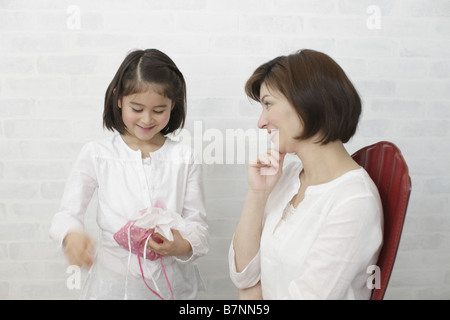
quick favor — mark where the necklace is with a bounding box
[273,169,306,232]
[273,202,296,233]
[282,202,295,220]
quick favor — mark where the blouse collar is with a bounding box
[115,134,170,160]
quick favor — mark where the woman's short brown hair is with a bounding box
[103,49,186,135]
[245,49,361,144]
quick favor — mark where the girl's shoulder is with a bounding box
[152,137,200,165]
[78,134,200,164]
[76,134,132,159]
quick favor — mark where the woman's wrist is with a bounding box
[246,189,270,204]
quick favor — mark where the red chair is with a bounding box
[351,141,412,300]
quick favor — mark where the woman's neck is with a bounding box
[294,139,360,186]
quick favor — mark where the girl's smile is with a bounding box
[118,85,174,151]
[137,124,156,132]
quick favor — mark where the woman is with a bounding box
[229,49,383,300]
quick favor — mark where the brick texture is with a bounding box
[0,0,449,300]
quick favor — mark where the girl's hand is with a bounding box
[145,229,192,257]
[63,232,95,267]
[247,148,286,196]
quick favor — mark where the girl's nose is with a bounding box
[141,110,152,124]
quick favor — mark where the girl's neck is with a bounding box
[121,132,166,158]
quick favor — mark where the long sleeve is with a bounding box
[175,151,209,263]
[49,142,98,247]
[228,238,261,289]
[237,163,384,300]
[48,135,208,299]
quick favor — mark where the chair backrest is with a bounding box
[351,141,412,300]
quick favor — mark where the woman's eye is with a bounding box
[153,110,164,114]
[264,102,272,108]
[132,108,143,113]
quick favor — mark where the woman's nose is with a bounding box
[257,111,268,130]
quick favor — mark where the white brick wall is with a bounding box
[0,0,449,300]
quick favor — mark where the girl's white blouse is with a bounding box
[229,161,383,300]
[50,134,209,299]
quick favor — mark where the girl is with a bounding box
[50,49,209,300]
[229,49,383,299]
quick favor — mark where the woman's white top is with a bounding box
[229,161,383,300]
[49,134,209,300]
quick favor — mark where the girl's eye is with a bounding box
[153,110,164,114]
[264,102,272,109]
[132,108,143,113]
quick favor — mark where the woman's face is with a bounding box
[257,82,303,154]
[118,86,173,145]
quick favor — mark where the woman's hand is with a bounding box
[239,281,263,300]
[232,149,286,273]
[145,229,192,257]
[247,148,286,197]
[63,232,95,267]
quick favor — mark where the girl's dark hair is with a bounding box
[245,49,361,144]
[103,49,186,135]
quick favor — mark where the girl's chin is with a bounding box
[131,129,159,142]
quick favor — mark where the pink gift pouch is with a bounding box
[113,219,162,261]
[113,201,185,300]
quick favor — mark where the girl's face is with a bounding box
[257,82,303,154]
[118,86,174,145]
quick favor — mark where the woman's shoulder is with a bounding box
[324,168,383,220]
[330,168,380,199]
